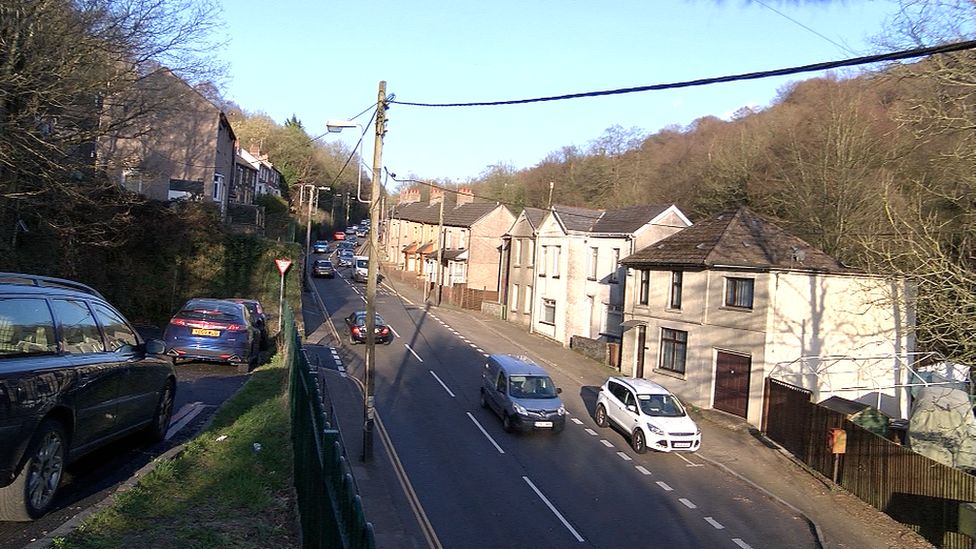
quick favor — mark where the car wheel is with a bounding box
[502,413,514,433]
[146,380,175,443]
[479,389,488,409]
[632,428,647,454]
[595,405,609,428]
[0,419,67,521]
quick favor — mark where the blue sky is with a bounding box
[216,1,902,184]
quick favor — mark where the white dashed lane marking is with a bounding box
[704,517,725,530]
[616,452,632,461]
[656,481,673,491]
[635,465,652,476]
[600,440,614,448]
[584,428,598,436]
[679,498,697,509]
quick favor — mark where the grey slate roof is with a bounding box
[620,207,848,273]
[551,204,676,235]
[523,207,546,230]
[391,200,505,227]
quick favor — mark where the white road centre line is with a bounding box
[675,452,704,467]
[584,428,598,436]
[522,476,585,543]
[635,465,652,476]
[656,481,673,491]
[600,439,614,448]
[679,498,697,509]
[570,417,583,425]
[429,370,456,398]
[732,539,753,549]
[468,343,479,349]
[466,412,505,454]
[704,517,725,529]
[483,353,490,357]
[403,344,424,362]
[616,451,632,461]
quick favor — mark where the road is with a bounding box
[0,361,247,548]
[310,262,817,549]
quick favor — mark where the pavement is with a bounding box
[300,267,934,549]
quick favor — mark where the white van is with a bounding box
[353,256,369,282]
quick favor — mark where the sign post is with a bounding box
[275,258,292,332]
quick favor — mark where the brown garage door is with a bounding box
[714,352,751,418]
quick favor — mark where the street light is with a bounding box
[326,119,368,204]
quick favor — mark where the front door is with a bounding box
[714,352,751,418]
[635,325,647,378]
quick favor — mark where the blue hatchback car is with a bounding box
[163,298,259,372]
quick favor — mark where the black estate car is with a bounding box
[0,273,176,521]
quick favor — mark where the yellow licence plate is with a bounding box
[191,328,220,337]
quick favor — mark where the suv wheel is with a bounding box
[595,404,609,428]
[146,380,175,442]
[632,428,647,454]
[0,419,67,521]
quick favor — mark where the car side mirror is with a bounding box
[626,404,637,413]
[145,339,167,355]
[556,387,562,394]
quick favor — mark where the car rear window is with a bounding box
[181,303,243,322]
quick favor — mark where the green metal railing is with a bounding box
[285,303,375,549]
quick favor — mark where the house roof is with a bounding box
[620,207,848,273]
[549,204,681,235]
[523,207,547,230]
[391,201,507,228]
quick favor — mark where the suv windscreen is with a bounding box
[509,375,558,399]
[637,393,686,417]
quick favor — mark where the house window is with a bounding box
[528,242,535,266]
[542,298,556,324]
[588,247,599,280]
[725,277,754,309]
[514,239,522,266]
[670,271,683,310]
[551,246,561,278]
[524,286,532,314]
[459,230,467,250]
[213,173,224,201]
[638,270,650,305]
[609,248,620,283]
[538,246,547,276]
[659,328,687,374]
[511,284,519,312]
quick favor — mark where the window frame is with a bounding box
[670,271,683,310]
[587,247,599,281]
[638,270,650,305]
[609,248,620,283]
[725,277,754,310]
[659,327,688,374]
[541,298,556,325]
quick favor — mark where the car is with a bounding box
[312,240,329,254]
[356,228,367,238]
[312,259,335,278]
[337,249,354,267]
[480,354,565,433]
[226,298,270,350]
[337,240,355,251]
[344,310,393,345]
[162,298,260,372]
[0,272,176,521]
[345,225,358,235]
[333,231,345,241]
[353,256,369,283]
[594,377,701,453]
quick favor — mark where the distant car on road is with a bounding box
[312,259,335,278]
[333,231,345,241]
[594,377,701,453]
[337,249,354,267]
[225,298,270,350]
[345,225,358,235]
[163,298,260,372]
[0,272,175,521]
[353,256,369,283]
[312,240,329,253]
[344,310,393,345]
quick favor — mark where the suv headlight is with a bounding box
[645,423,665,436]
[513,402,527,415]
[695,424,701,435]
[557,405,566,416]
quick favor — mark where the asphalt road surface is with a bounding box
[0,361,248,548]
[311,264,816,549]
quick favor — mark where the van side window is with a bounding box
[51,299,105,354]
[0,298,57,356]
[495,371,506,392]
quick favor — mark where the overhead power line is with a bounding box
[391,40,976,108]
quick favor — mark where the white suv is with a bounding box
[594,377,701,453]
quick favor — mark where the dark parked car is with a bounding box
[226,298,270,350]
[312,259,335,278]
[0,273,176,521]
[163,298,259,372]
[344,311,393,345]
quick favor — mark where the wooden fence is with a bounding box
[763,378,976,549]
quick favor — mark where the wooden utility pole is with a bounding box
[435,195,444,305]
[362,80,387,462]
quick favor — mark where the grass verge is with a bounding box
[54,356,298,549]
